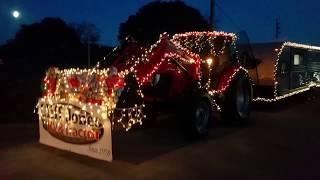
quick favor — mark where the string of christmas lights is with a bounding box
[172,31,236,57]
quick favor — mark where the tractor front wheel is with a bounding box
[183,93,212,138]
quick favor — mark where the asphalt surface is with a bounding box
[1,89,320,180]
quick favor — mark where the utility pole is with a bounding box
[275,18,280,40]
[210,0,215,30]
[87,38,91,68]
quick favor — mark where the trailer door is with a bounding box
[276,48,290,95]
[290,49,307,90]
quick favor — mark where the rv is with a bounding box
[248,42,320,101]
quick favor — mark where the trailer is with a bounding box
[247,42,320,102]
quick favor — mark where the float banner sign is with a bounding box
[37,98,112,162]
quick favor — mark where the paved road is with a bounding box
[1,90,320,180]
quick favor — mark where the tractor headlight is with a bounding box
[206,58,213,67]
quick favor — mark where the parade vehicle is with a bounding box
[246,42,320,102]
[36,31,252,161]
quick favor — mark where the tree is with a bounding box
[118,1,211,45]
[0,18,89,67]
[72,22,100,45]
[71,22,101,67]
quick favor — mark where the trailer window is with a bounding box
[293,54,303,65]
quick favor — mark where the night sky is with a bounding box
[1,0,320,46]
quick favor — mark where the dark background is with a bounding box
[1,0,320,46]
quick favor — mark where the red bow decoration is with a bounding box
[68,76,80,88]
[105,75,125,96]
[44,77,57,96]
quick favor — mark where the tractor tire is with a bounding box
[221,71,252,124]
[183,93,212,138]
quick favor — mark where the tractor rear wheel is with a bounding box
[221,71,252,124]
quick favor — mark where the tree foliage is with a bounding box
[0,18,106,68]
[72,22,100,44]
[118,1,211,45]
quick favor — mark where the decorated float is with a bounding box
[36,31,252,162]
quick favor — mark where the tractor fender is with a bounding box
[215,66,248,93]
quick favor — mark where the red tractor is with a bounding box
[101,31,252,136]
[38,31,252,138]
